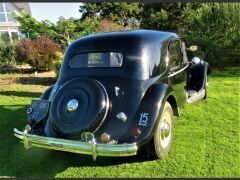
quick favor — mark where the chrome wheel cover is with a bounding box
[67,99,79,112]
[160,112,171,148]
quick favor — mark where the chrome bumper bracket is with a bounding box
[23,125,31,149]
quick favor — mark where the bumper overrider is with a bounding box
[13,126,138,161]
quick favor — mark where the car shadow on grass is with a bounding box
[0,104,153,178]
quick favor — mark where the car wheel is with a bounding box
[152,101,174,159]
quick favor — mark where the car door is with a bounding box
[167,39,188,107]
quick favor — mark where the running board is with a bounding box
[186,89,205,104]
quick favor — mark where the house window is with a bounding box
[0,14,6,22]
[4,3,16,22]
[0,3,4,12]
[0,3,6,22]
[11,32,19,41]
[0,3,22,43]
[7,14,16,22]
[0,3,18,23]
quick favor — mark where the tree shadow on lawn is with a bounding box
[17,76,56,86]
[0,91,42,98]
[0,105,153,178]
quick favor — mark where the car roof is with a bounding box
[75,29,178,46]
[60,30,179,80]
[67,29,178,58]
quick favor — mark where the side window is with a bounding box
[181,41,188,64]
[169,40,182,70]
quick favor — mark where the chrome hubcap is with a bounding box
[160,115,171,148]
[67,99,78,112]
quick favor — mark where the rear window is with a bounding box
[69,52,123,68]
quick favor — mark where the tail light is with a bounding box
[132,128,142,138]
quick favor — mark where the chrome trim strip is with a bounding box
[94,80,110,133]
[168,65,188,78]
[13,128,137,160]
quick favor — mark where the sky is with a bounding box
[30,3,83,23]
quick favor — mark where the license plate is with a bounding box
[27,100,50,122]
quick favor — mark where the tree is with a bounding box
[93,19,127,33]
[13,12,42,39]
[79,3,142,28]
[75,17,99,37]
[53,16,78,47]
[79,3,100,20]
[14,13,81,49]
[140,3,202,32]
[41,20,56,38]
[13,12,57,40]
[182,3,240,66]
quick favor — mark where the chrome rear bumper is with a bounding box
[13,128,137,161]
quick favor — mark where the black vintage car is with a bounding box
[14,30,208,160]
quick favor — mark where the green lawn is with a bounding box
[0,68,239,178]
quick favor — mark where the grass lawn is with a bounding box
[0,68,239,178]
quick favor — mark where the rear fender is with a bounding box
[125,83,177,145]
[40,84,55,100]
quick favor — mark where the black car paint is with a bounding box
[59,30,177,80]
[35,30,203,148]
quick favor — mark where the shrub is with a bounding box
[53,51,64,77]
[14,37,62,71]
[14,38,35,64]
[0,40,16,67]
[34,37,62,71]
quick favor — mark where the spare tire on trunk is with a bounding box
[49,78,109,137]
